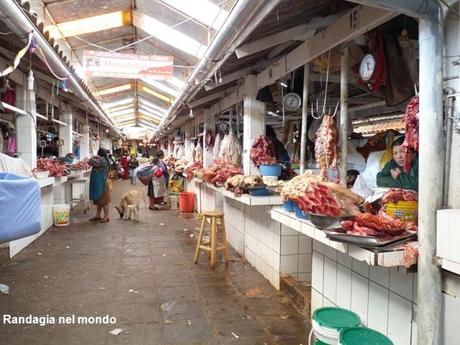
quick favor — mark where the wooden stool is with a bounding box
[193,211,228,268]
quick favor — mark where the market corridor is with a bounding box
[0,179,309,345]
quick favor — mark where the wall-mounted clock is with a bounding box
[283,92,302,112]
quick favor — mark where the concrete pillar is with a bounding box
[80,125,90,159]
[15,74,37,169]
[58,105,73,156]
[243,75,265,175]
[203,108,215,167]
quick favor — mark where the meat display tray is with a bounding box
[323,228,417,248]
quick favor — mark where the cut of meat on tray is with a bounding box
[250,135,276,166]
[381,188,417,204]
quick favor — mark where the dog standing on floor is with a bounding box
[115,191,140,223]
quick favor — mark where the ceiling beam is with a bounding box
[234,12,345,59]
[256,6,397,90]
[189,87,235,108]
[235,25,315,59]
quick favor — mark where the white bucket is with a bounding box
[170,194,178,210]
[312,320,340,344]
[53,204,70,226]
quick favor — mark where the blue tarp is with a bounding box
[0,172,41,244]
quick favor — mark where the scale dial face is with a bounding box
[218,121,228,132]
[283,92,302,111]
[359,53,376,82]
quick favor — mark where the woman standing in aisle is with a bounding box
[89,148,111,223]
[127,154,139,185]
[147,157,167,210]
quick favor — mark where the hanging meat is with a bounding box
[402,96,419,172]
[314,115,338,180]
[205,130,214,151]
[213,133,222,161]
[219,131,241,166]
[250,135,276,166]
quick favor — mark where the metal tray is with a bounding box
[308,213,354,229]
[323,228,417,248]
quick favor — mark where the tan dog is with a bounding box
[115,191,140,223]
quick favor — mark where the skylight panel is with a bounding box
[161,0,228,30]
[133,11,207,58]
[45,11,131,38]
[142,79,178,97]
[98,84,132,96]
[139,98,168,113]
[103,97,134,109]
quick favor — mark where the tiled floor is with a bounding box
[0,179,310,345]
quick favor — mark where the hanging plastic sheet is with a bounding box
[0,172,41,244]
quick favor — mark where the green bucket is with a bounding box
[312,307,361,344]
[339,327,394,345]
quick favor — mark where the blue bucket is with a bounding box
[294,202,308,220]
[283,199,295,212]
[259,164,282,177]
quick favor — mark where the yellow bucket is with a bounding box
[385,201,418,222]
[53,204,70,226]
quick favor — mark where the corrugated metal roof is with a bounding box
[354,117,405,135]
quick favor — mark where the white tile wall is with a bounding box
[323,258,337,304]
[298,253,312,273]
[312,251,324,292]
[298,272,312,282]
[337,251,352,269]
[311,288,323,314]
[351,272,369,325]
[388,292,412,345]
[281,254,298,274]
[336,264,352,310]
[299,236,312,254]
[370,266,390,288]
[281,236,299,255]
[368,282,389,335]
[389,268,414,301]
[352,258,370,278]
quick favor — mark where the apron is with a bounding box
[151,175,166,198]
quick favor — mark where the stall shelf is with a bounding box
[271,208,417,345]
[222,189,283,206]
[195,180,224,212]
[37,177,55,189]
[271,208,410,267]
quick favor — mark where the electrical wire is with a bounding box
[36,46,67,80]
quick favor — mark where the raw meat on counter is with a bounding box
[315,114,338,180]
[35,158,69,177]
[340,212,417,238]
[185,162,203,181]
[225,175,263,196]
[381,188,417,204]
[281,170,321,200]
[250,135,276,166]
[402,96,419,172]
[296,182,362,217]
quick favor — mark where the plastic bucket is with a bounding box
[385,200,418,222]
[339,327,393,345]
[283,199,295,212]
[294,202,308,220]
[179,192,195,212]
[259,164,282,177]
[53,204,70,226]
[169,193,179,210]
[311,307,361,344]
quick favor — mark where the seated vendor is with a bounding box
[266,125,290,163]
[376,136,418,190]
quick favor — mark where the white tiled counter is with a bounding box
[10,177,56,257]
[270,207,418,345]
[196,181,223,213]
[223,192,312,289]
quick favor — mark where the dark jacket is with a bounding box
[376,157,418,190]
[128,158,139,170]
